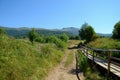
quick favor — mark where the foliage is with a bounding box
[69,35,80,40]
[28,28,38,44]
[45,36,57,43]
[0,26,75,38]
[45,36,67,49]
[35,35,45,43]
[88,38,120,49]
[77,50,104,80]
[77,50,89,72]
[79,23,97,42]
[59,33,69,42]
[0,35,64,80]
[88,38,120,57]
[34,35,67,49]
[0,28,6,35]
[112,21,120,39]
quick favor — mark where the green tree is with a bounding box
[112,21,120,39]
[59,33,69,42]
[79,23,96,42]
[28,28,38,44]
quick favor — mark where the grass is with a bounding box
[0,34,65,80]
[88,38,120,49]
[77,50,104,80]
[68,40,82,46]
[88,38,120,57]
[64,50,74,67]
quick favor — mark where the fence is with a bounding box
[81,45,120,79]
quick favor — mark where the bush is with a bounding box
[77,50,88,72]
[59,33,69,42]
[69,35,80,40]
[45,36,67,49]
[77,50,103,80]
[35,35,45,43]
[28,28,38,44]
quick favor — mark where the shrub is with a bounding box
[45,36,67,49]
[77,50,103,80]
[59,33,69,42]
[28,28,38,44]
[35,35,45,43]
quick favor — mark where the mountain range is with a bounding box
[0,26,112,38]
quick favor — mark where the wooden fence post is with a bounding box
[86,48,88,56]
[75,53,80,80]
[107,51,110,79]
[93,50,94,62]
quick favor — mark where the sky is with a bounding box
[0,0,120,33]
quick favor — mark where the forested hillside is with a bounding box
[0,26,76,38]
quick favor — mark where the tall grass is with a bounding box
[0,35,64,80]
[77,50,103,80]
[88,38,120,49]
[88,38,120,57]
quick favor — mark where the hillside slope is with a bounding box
[0,26,112,38]
[0,26,76,38]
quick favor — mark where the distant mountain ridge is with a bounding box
[97,33,112,37]
[61,27,112,37]
[0,26,77,38]
[0,26,112,38]
[61,27,79,35]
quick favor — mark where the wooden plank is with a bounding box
[107,51,110,78]
[111,57,120,62]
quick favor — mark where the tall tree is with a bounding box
[28,28,38,44]
[79,23,96,42]
[112,21,120,39]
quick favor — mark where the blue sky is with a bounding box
[0,0,120,33]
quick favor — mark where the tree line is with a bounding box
[1,21,120,44]
[28,28,69,49]
[79,21,120,43]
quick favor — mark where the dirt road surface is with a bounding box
[45,49,84,80]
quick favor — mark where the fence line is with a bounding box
[80,45,120,79]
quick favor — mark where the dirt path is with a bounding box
[45,49,84,80]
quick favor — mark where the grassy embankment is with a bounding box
[77,37,120,80]
[77,50,105,80]
[88,38,120,57]
[0,34,66,80]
